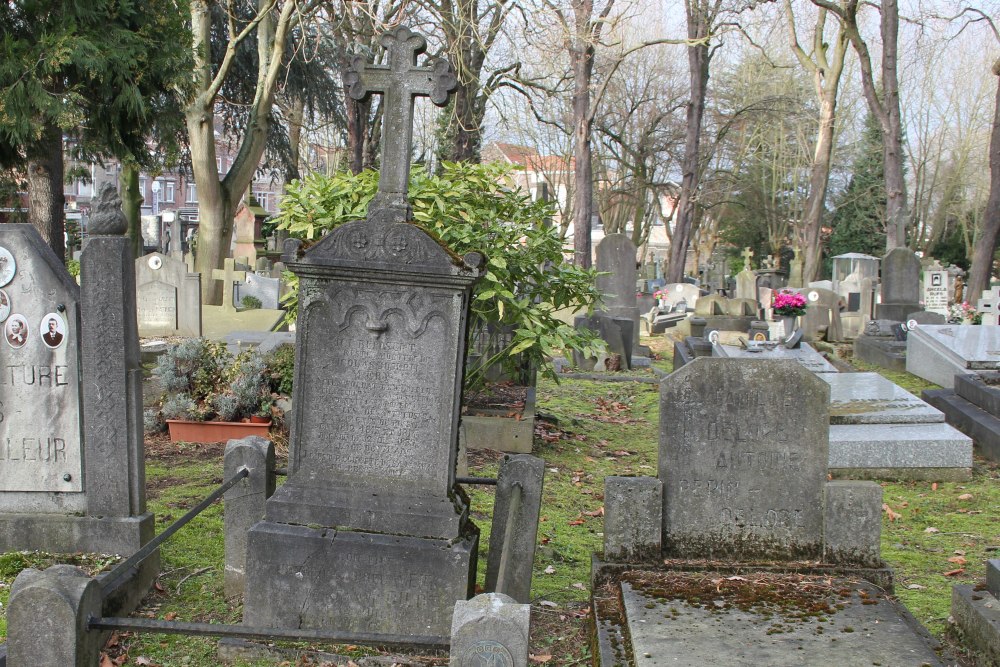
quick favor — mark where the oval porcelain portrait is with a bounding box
[40,312,66,349]
[4,314,28,349]
[0,289,9,322]
[0,247,14,288]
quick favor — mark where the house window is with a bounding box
[164,181,175,203]
[139,178,147,197]
[186,183,197,203]
[217,158,224,174]
[253,191,270,210]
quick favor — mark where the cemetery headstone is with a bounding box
[242,25,473,641]
[235,271,281,310]
[787,246,804,288]
[450,593,529,667]
[907,324,1000,388]
[876,247,922,321]
[735,247,757,301]
[659,359,830,560]
[212,257,248,313]
[977,287,1000,326]
[800,287,845,342]
[0,187,153,559]
[135,251,202,337]
[923,269,949,318]
[595,233,643,356]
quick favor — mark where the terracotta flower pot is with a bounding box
[166,419,271,444]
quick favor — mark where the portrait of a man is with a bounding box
[40,313,65,348]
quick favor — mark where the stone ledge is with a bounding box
[951,585,1000,665]
[923,389,1000,463]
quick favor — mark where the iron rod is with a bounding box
[88,616,448,651]
[456,476,497,486]
[100,467,250,593]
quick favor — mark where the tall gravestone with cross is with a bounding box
[735,247,757,302]
[242,26,481,642]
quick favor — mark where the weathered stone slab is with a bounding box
[922,389,1000,463]
[714,342,838,373]
[659,359,830,560]
[450,593,529,667]
[244,522,475,641]
[820,372,943,424]
[235,271,281,310]
[854,334,907,372]
[595,233,641,354]
[603,476,661,563]
[907,325,1000,388]
[951,580,1000,665]
[223,436,275,598]
[828,423,973,471]
[955,372,1000,418]
[876,247,922,321]
[620,576,943,666]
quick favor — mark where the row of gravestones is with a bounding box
[3,26,544,667]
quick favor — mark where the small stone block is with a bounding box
[988,559,1000,599]
[450,593,529,667]
[823,481,882,567]
[8,566,103,667]
[603,476,662,563]
[224,436,275,598]
[951,585,1000,665]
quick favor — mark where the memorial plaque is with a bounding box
[137,281,177,331]
[923,270,949,317]
[0,232,83,493]
[659,358,829,559]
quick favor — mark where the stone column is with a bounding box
[224,436,275,598]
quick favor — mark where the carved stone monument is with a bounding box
[135,251,202,337]
[242,26,476,642]
[0,186,153,558]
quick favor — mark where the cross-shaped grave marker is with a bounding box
[741,247,754,271]
[978,288,1000,326]
[763,255,776,270]
[212,258,248,313]
[346,26,456,221]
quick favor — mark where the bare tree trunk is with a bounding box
[285,95,306,182]
[26,122,65,262]
[570,1,597,269]
[121,163,144,258]
[666,5,709,283]
[967,61,1000,300]
[880,0,907,248]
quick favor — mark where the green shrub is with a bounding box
[276,162,605,388]
[66,259,81,278]
[265,344,295,396]
[239,295,262,310]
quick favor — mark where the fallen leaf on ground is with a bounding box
[572,582,586,590]
[135,658,159,667]
[882,504,901,521]
[907,584,926,590]
[583,507,604,517]
[947,556,967,565]
[529,654,553,663]
[99,655,115,667]
[924,527,939,533]
[958,493,973,500]
[932,482,938,491]
[539,600,559,608]
[568,519,585,526]
[164,611,178,621]
[544,565,556,574]
[943,568,965,576]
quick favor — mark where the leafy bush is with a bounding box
[239,295,262,310]
[276,162,605,387]
[265,344,295,396]
[66,259,81,278]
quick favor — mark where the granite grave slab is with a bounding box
[907,324,1000,388]
[821,372,943,424]
[713,342,838,373]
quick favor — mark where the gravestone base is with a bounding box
[0,512,154,556]
[600,573,944,666]
[461,388,536,454]
[951,585,1000,665]
[244,521,477,641]
[828,423,973,480]
[875,303,921,322]
[923,389,1000,463]
[853,335,907,372]
[262,480,470,540]
[217,638,445,665]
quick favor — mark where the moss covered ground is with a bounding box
[0,335,995,666]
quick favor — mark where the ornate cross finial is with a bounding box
[89,183,128,236]
[346,26,457,223]
[762,254,776,270]
[741,247,754,271]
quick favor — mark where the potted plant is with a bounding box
[772,290,808,335]
[150,339,275,443]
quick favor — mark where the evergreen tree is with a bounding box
[827,113,887,259]
[0,0,189,259]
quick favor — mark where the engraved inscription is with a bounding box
[464,640,514,667]
[297,284,457,490]
[137,281,178,330]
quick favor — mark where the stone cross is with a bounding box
[212,258,247,313]
[346,26,456,221]
[741,247,754,271]
[763,255,776,270]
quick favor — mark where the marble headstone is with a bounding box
[135,252,202,337]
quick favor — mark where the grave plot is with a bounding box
[713,341,838,373]
[591,358,948,666]
[823,373,973,481]
[906,324,1000,388]
[923,371,1000,462]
